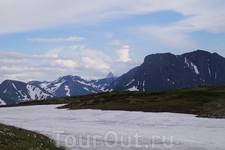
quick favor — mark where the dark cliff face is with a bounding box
[109,50,225,91]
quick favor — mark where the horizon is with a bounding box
[1,0,225,83]
[0,49,223,84]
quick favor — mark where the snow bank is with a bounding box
[0,105,225,150]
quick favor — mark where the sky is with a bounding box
[0,0,225,83]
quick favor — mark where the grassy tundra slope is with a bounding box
[17,84,225,118]
[0,123,65,150]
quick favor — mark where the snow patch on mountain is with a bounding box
[83,87,90,92]
[184,58,189,67]
[3,89,7,93]
[128,86,139,91]
[11,83,28,101]
[125,79,135,86]
[27,85,52,100]
[64,85,70,96]
[12,83,18,90]
[190,62,200,75]
[184,58,199,75]
[77,80,91,86]
[208,67,211,76]
[40,83,48,89]
[0,98,6,105]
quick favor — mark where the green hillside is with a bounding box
[16,84,225,118]
[0,123,65,150]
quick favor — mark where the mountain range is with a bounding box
[0,73,116,105]
[1,50,225,105]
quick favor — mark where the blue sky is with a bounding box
[0,0,225,82]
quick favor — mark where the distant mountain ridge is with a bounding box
[0,73,116,105]
[1,50,225,105]
[106,50,225,91]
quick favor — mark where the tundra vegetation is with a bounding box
[15,84,225,119]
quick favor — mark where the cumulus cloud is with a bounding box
[0,46,139,82]
[27,36,85,43]
[44,48,61,58]
[116,45,131,62]
[82,57,110,70]
[52,59,77,68]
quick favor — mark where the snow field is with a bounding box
[0,105,225,150]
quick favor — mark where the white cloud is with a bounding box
[52,59,77,68]
[80,49,112,71]
[0,46,139,83]
[0,51,26,59]
[1,0,224,35]
[134,0,225,49]
[139,25,196,49]
[82,57,109,70]
[27,36,85,43]
[116,45,131,62]
[44,48,61,58]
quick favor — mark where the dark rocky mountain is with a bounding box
[0,73,116,105]
[106,50,225,91]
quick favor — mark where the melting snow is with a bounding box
[54,81,65,89]
[184,58,189,67]
[128,86,139,91]
[190,62,199,75]
[40,83,48,89]
[27,85,50,100]
[125,79,135,86]
[64,85,70,96]
[184,58,200,75]
[12,83,18,90]
[3,88,7,93]
[0,105,225,150]
[12,84,29,101]
[208,67,211,76]
[46,81,66,94]
[0,98,6,105]
[77,80,91,86]
[83,87,90,91]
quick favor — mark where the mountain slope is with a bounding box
[0,80,53,105]
[108,50,225,91]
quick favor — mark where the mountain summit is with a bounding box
[106,50,225,91]
[106,72,115,78]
